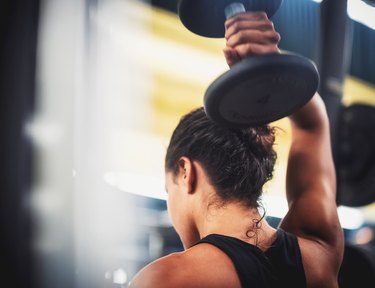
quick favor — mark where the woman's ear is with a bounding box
[178,157,196,194]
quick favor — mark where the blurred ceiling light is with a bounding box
[104,268,128,285]
[311,0,375,30]
[338,206,365,230]
[348,0,375,30]
[104,172,167,200]
[113,268,128,285]
[104,173,365,230]
[25,118,64,147]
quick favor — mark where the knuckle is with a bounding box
[231,32,245,46]
[266,31,281,43]
[237,32,246,43]
[231,21,240,34]
[274,32,281,43]
[242,44,255,56]
[261,20,274,31]
[256,11,268,19]
[227,36,237,47]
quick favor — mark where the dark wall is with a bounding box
[351,22,375,85]
[0,0,39,287]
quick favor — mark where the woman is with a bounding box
[129,12,344,288]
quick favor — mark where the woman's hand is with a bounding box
[223,12,281,67]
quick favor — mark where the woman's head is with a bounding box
[165,107,277,208]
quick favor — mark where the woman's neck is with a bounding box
[196,201,277,250]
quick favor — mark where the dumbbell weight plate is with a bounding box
[178,0,283,38]
[178,0,319,127]
[204,52,319,127]
[336,104,375,207]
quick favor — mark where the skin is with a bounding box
[129,12,344,288]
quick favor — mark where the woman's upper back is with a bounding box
[196,230,306,287]
[130,228,334,288]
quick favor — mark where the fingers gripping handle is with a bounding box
[224,2,246,19]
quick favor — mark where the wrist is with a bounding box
[289,93,329,130]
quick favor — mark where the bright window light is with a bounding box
[348,0,375,30]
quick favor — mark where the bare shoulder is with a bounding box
[128,243,241,288]
[128,251,185,288]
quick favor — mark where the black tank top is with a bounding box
[196,229,306,288]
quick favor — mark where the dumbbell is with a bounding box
[178,0,320,127]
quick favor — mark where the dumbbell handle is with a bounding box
[224,2,246,19]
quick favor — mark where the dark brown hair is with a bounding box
[165,107,277,208]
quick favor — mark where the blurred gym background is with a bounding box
[1,0,375,287]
